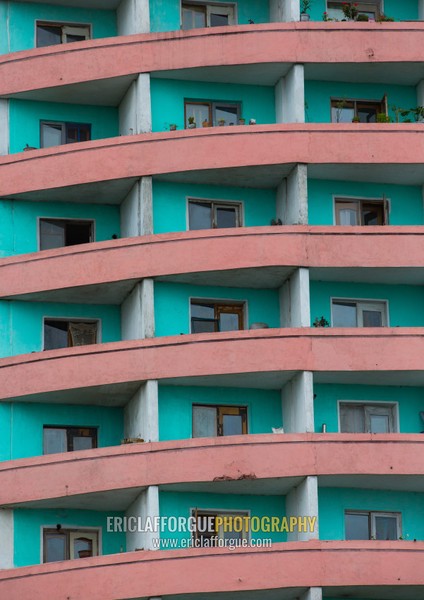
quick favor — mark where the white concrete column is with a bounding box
[120,177,153,237]
[119,74,152,136]
[270,0,300,21]
[121,278,155,340]
[276,164,308,225]
[286,476,319,541]
[124,380,159,442]
[126,486,160,551]
[279,267,310,328]
[275,64,305,123]
[0,509,13,569]
[117,0,150,35]
[301,588,323,600]
[281,371,314,433]
[0,99,9,156]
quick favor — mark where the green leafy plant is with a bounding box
[356,13,369,21]
[376,112,391,123]
[301,0,313,13]
[377,14,394,22]
[342,2,358,19]
[313,316,330,328]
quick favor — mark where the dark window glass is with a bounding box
[44,320,69,350]
[45,532,67,562]
[37,24,62,47]
[189,202,211,230]
[215,206,237,228]
[345,513,370,540]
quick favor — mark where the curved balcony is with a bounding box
[1,24,424,101]
[1,227,424,303]
[2,329,424,404]
[1,434,423,508]
[0,541,423,600]
[1,126,424,200]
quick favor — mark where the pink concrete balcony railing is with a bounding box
[0,541,423,600]
[0,434,423,507]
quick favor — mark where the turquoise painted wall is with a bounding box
[0,2,7,54]
[150,0,270,32]
[154,282,280,336]
[150,78,275,132]
[0,402,123,461]
[2,1,116,54]
[308,179,424,226]
[152,181,276,233]
[319,488,424,540]
[14,508,125,567]
[159,385,282,440]
[314,384,424,434]
[308,0,418,21]
[305,81,416,123]
[0,301,121,358]
[0,200,120,258]
[9,99,118,154]
[159,491,286,547]
[310,281,424,327]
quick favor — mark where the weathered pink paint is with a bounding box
[1,329,424,401]
[0,434,422,506]
[0,226,423,298]
[0,541,423,599]
[0,24,423,96]
[0,126,423,197]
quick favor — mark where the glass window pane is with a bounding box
[72,436,94,451]
[191,319,217,333]
[185,104,209,127]
[363,205,384,225]
[44,321,69,350]
[73,537,93,558]
[41,123,63,148]
[210,12,229,26]
[332,302,357,327]
[362,310,383,327]
[37,25,62,47]
[193,406,217,437]
[215,207,237,228]
[43,428,67,454]
[40,220,65,250]
[345,513,369,540]
[222,414,243,436]
[357,106,378,123]
[339,208,358,226]
[219,312,240,331]
[182,6,206,29]
[45,533,66,562]
[340,405,365,433]
[374,516,398,540]
[189,202,212,230]
[214,105,238,126]
[65,34,86,43]
[331,106,355,123]
[369,414,390,433]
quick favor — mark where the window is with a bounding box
[192,509,249,546]
[185,101,241,127]
[345,511,401,540]
[43,426,98,454]
[36,22,91,47]
[339,402,397,433]
[193,405,247,437]
[39,219,94,250]
[188,199,242,230]
[327,1,381,20]
[43,528,99,562]
[182,3,236,29]
[40,121,91,148]
[44,319,99,350]
[190,300,244,333]
[331,299,388,327]
[335,198,388,226]
[331,95,387,123]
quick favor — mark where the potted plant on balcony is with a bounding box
[356,13,369,21]
[313,316,330,327]
[352,116,361,123]
[169,123,178,131]
[187,116,196,129]
[341,2,359,20]
[218,118,226,126]
[300,0,313,21]
[376,112,391,123]
[202,119,211,127]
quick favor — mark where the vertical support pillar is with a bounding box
[121,279,155,341]
[124,380,159,442]
[286,476,319,541]
[0,509,13,569]
[275,65,305,124]
[301,588,323,600]
[119,74,152,136]
[279,267,310,328]
[121,177,153,237]
[270,0,300,22]
[126,486,160,551]
[0,99,9,156]
[281,371,314,433]
[117,0,150,35]
[276,165,308,225]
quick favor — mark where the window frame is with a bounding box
[338,401,399,433]
[344,510,401,540]
[184,100,241,128]
[187,198,243,230]
[181,2,237,30]
[331,298,389,328]
[190,299,246,333]
[40,121,92,148]
[38,217,95,251]
[192,404,248,437]
[334,196,389,226]
[191,508,250,546]
[327,1,382,20]
[43,425,98,454]
[42,527,100,563]
[42,317,101,351]
[36,21,91,47]
[330,95,387,123]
